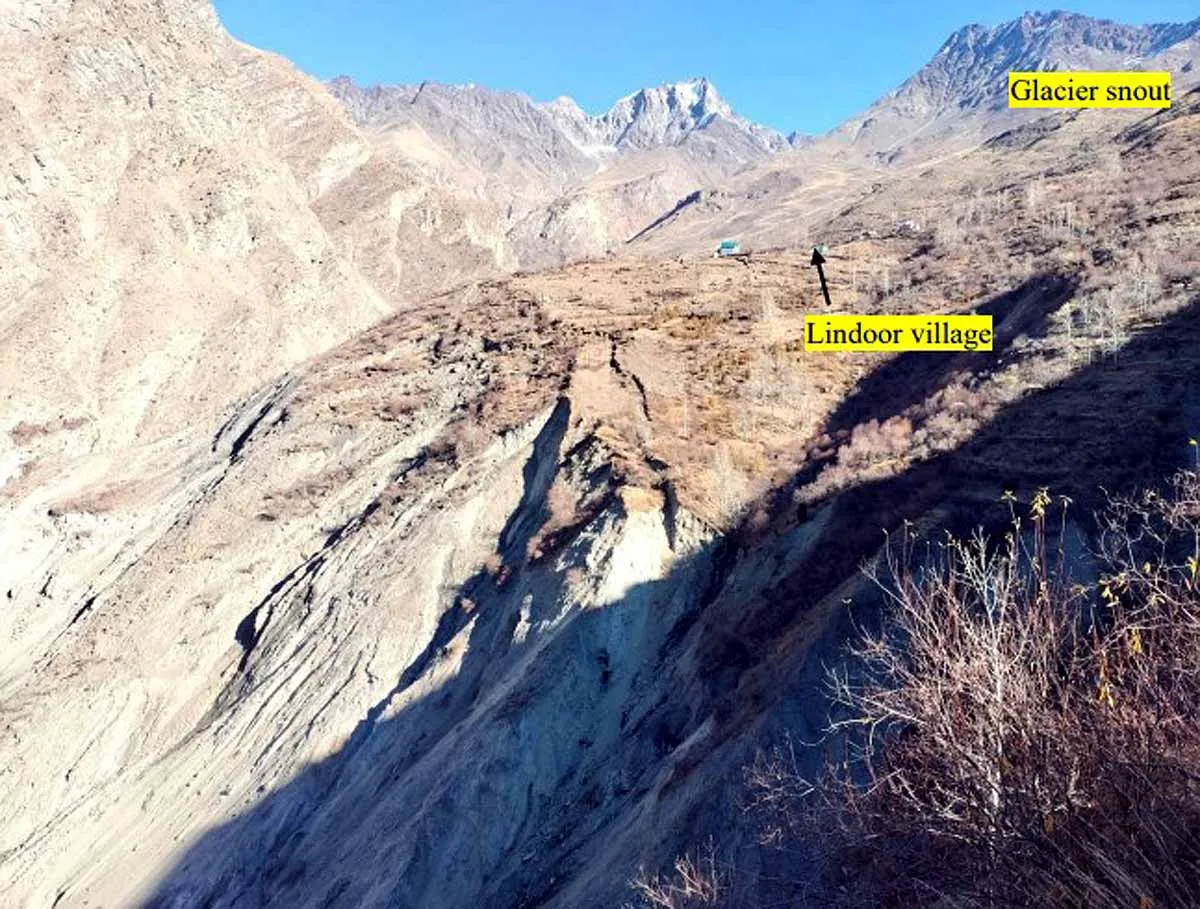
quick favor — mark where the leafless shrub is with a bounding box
[744,349,819,435]
[990,186,1013,218]
[914,402,977,454]
[1126,260,1163,317]
[712,444,744,523]
[809,416,916,497]
[759,289,781,326]
[10,415,90,445]
[1064,278,1151,360]
[1025,176,1047,216]
[630,843,727,909]
[840,417,914,470]
[1099,147,1124,178]
[936,215,965,250]
[751,476,1200,906]
[744,737,815,848]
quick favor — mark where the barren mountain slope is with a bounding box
[329,79,602,206]
[832,10,1200,161]
[307,132,522,305]
[323,77,790,283]
[503,143,767,270]
[0,0,391,467]
[2,84,1197,909]
[622,142,879,259]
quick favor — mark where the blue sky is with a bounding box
[212,2,1199,134]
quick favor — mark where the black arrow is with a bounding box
[810,248,832,307]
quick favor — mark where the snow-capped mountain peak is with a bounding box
[536,76,786,155]
[596,77,734,147]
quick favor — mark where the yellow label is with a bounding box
[804,315,994,352]
[1008,71,1172,108]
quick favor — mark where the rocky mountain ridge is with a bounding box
[322,11,1200,279]
[332,75,790,161]
[934,11,1200,110]
[553,77,788,153]
[834,9,1200,158]
[620,10,1200,257]
[0,0,391,463]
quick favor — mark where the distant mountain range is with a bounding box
[333,11,1200,169]
[837,10,1200,158]
[324,75,796,275]
[316,11,1200,274]
[331,75,791,159]
[323,11,1200,263]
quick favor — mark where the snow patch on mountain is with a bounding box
[542,77,787,154]
[332,75,790,163]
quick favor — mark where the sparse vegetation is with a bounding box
[747,476,1200,906]
[711,443,744,524]
[630,843,727,909]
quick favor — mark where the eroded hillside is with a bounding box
[0,0,391,461]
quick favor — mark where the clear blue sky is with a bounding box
[212,2,1199,134]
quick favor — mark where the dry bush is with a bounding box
[1065,287,1130,358]
[630,843,727,909]
[912,404,977,455]
[759,289,782,326]
[936,215,966,251]
[750,476,1200,907]
[712,443,745,524]
[1024,176,1047,217]
[830,417,912,477]
[847,416,914,465]
[816,417,915,493]
[10,415,90,446]
[1122,260,1165,319]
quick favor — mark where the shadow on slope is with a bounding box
[758,271,1078,519]
[700,295,1200,712]
[141,298,1200,909]
[825,271,1079,434]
